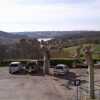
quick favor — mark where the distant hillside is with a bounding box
[0,31,28,44]
[13,31,64,38]
[1,31,100,44]
[56,31,100,40]
[13,31,100,39]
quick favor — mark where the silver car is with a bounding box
[54,64,69,75]
[9,62,24,74]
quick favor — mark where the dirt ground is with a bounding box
[0,67,100,100]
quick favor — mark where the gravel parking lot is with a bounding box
[0,67,75,100]
[0,67,100,100]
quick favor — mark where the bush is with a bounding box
[1,58,99,67]
[0,61,11,66]
[50,59,81,67]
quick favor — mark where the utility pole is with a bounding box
[84,46,95,99]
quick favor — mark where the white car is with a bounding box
[9,62,24,74]
[54,64,69,75]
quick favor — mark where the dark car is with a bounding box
[26,60,40,73]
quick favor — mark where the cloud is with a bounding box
[15,0,93,5]
[0,0,100,31]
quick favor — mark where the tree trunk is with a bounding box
[84,46,95,99]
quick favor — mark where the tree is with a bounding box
[15,38,42,59]
[0,44,8,63]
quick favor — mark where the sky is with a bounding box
[0,0,100,32]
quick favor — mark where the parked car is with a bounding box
[94,61,100,68]
[9,62,25,74]
[26,60,40,73]
[54,64,69,75]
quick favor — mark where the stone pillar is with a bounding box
[84,46,95,99]
[43,51,49,74]
[41,41,50,75]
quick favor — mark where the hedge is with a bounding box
[50,59,81,67]
[0,61,11,66]
[0,58,100,67]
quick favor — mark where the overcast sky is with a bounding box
[0,0,100,32]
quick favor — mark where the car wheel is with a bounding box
[9,70,14,74]
[54,73,57,76]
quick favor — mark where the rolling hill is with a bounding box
[13,31,100,39]
[1,30,100,44]
[0,31,28,44]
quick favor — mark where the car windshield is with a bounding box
[10,64,18,67]
[56,66,64,69]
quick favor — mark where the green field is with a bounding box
[51,44,100,60]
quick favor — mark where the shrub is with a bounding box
[50,59,81,67]
[0,61,11,66]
